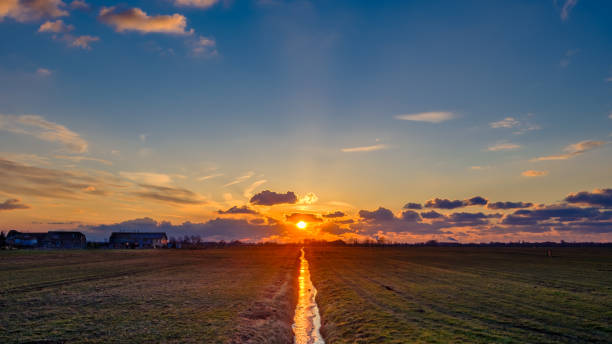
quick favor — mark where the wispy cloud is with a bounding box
[54,155,113,165]
[341,144,388,153]
[174,0,219,9]
[560,49,579,67]
[395,111,455,123]
[522,170,549,177]
[197,173,223,181]
[243,179,267,198]
[224,171,254,187]
[38,19,73,33]
[0,114,88,153]
[533,140,607,161]
[36,68,52,77]
[489,115,540,134]
[120,172,173,186]
[99,7,193,35]
[191,35,217,56]
[487,142,521,151]
[559,0,578,21]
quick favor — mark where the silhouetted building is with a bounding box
[109,232,168,248]
[6,230,86,249]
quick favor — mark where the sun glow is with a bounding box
[296,221,307,229]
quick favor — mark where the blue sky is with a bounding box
[0,0,611,242]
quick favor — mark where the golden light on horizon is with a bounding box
[296,221,307,229]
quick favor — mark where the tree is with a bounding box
[0,231,5,247]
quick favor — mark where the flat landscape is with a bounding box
[0,247,300,344]
[308,246,612,343]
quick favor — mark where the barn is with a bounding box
[6,230,86,249]
[109,232,168,249]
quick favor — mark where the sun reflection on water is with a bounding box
[292,248,324,344]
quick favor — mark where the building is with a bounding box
[6,230,86,249]
[109,232,168,248]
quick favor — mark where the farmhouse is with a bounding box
[6,230,87,249]
[109,232,168,248]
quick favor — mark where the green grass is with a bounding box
[307,246,612,344]
[0,247,300,344]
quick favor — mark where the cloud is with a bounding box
[424,198,464,209]
[120,172,172,186]
[174,0,219,8]
[98,7,193,35]
[69,35,98,49]
[0,0,68,22]
[243,179,267,198]
[131,184,205,205]
[38,19,73,32]
[560,49,579,67]
[224,171,254,186]
[420,210,443,219]
[498,204,612,233]
[54,155,112,165]
[489,117,519,129]
[565,188,612,208]
[69,0,88,10]
[489,116,540,134]
[0,158,113,199]
[285,213,323,223]
[522,170,548,177]
[533,140,607,161]
[466,196,488,206]
[0,198,30,211]
[403,202,422,210]
[559,0,578,21]
[359,207,395,222]
[217,205,259,215]
[197,173,223,181]
[487,142,521,151]
[401,210,421,222]
[250,190,298,206]
[0,114,88,153]
[341,144,388,153]
[424,196,487,209]
[487,201,533,210]
[191,35,217,56]
[395,111,455,123]
[36,67,52,76]
[298,192,318,204]
[322,211,345,218]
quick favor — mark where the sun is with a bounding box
[296,221,307,229]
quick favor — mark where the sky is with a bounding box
[1,0,611,243]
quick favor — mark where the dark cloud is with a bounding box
[319,222,352,235]
[132,184,205,205]
[494,205,612,233]
[446,212,489,226]
[359,207,395,222]
[217,205,258,215]
[322,211,345,218]
[466,196,488,206]
[403,202,422,210]
[336,219,354,224]
[401,210,421,222]
[285,213,323,223]
[565,189,612,208]
[0,198,30,211]
[487,201,533,210]
[421,210,443,219]
[250,190,297,206]
[84,217,281,242]
[425,198,466,209]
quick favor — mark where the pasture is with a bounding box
[307,246,612,343]
[0,247,300,344]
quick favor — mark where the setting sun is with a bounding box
[296,221,307,229]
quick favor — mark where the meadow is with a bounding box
[0,247,300,344]
[307,246,612,343]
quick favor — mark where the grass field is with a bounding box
[0,247,300,344]
[307,246,612,343]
